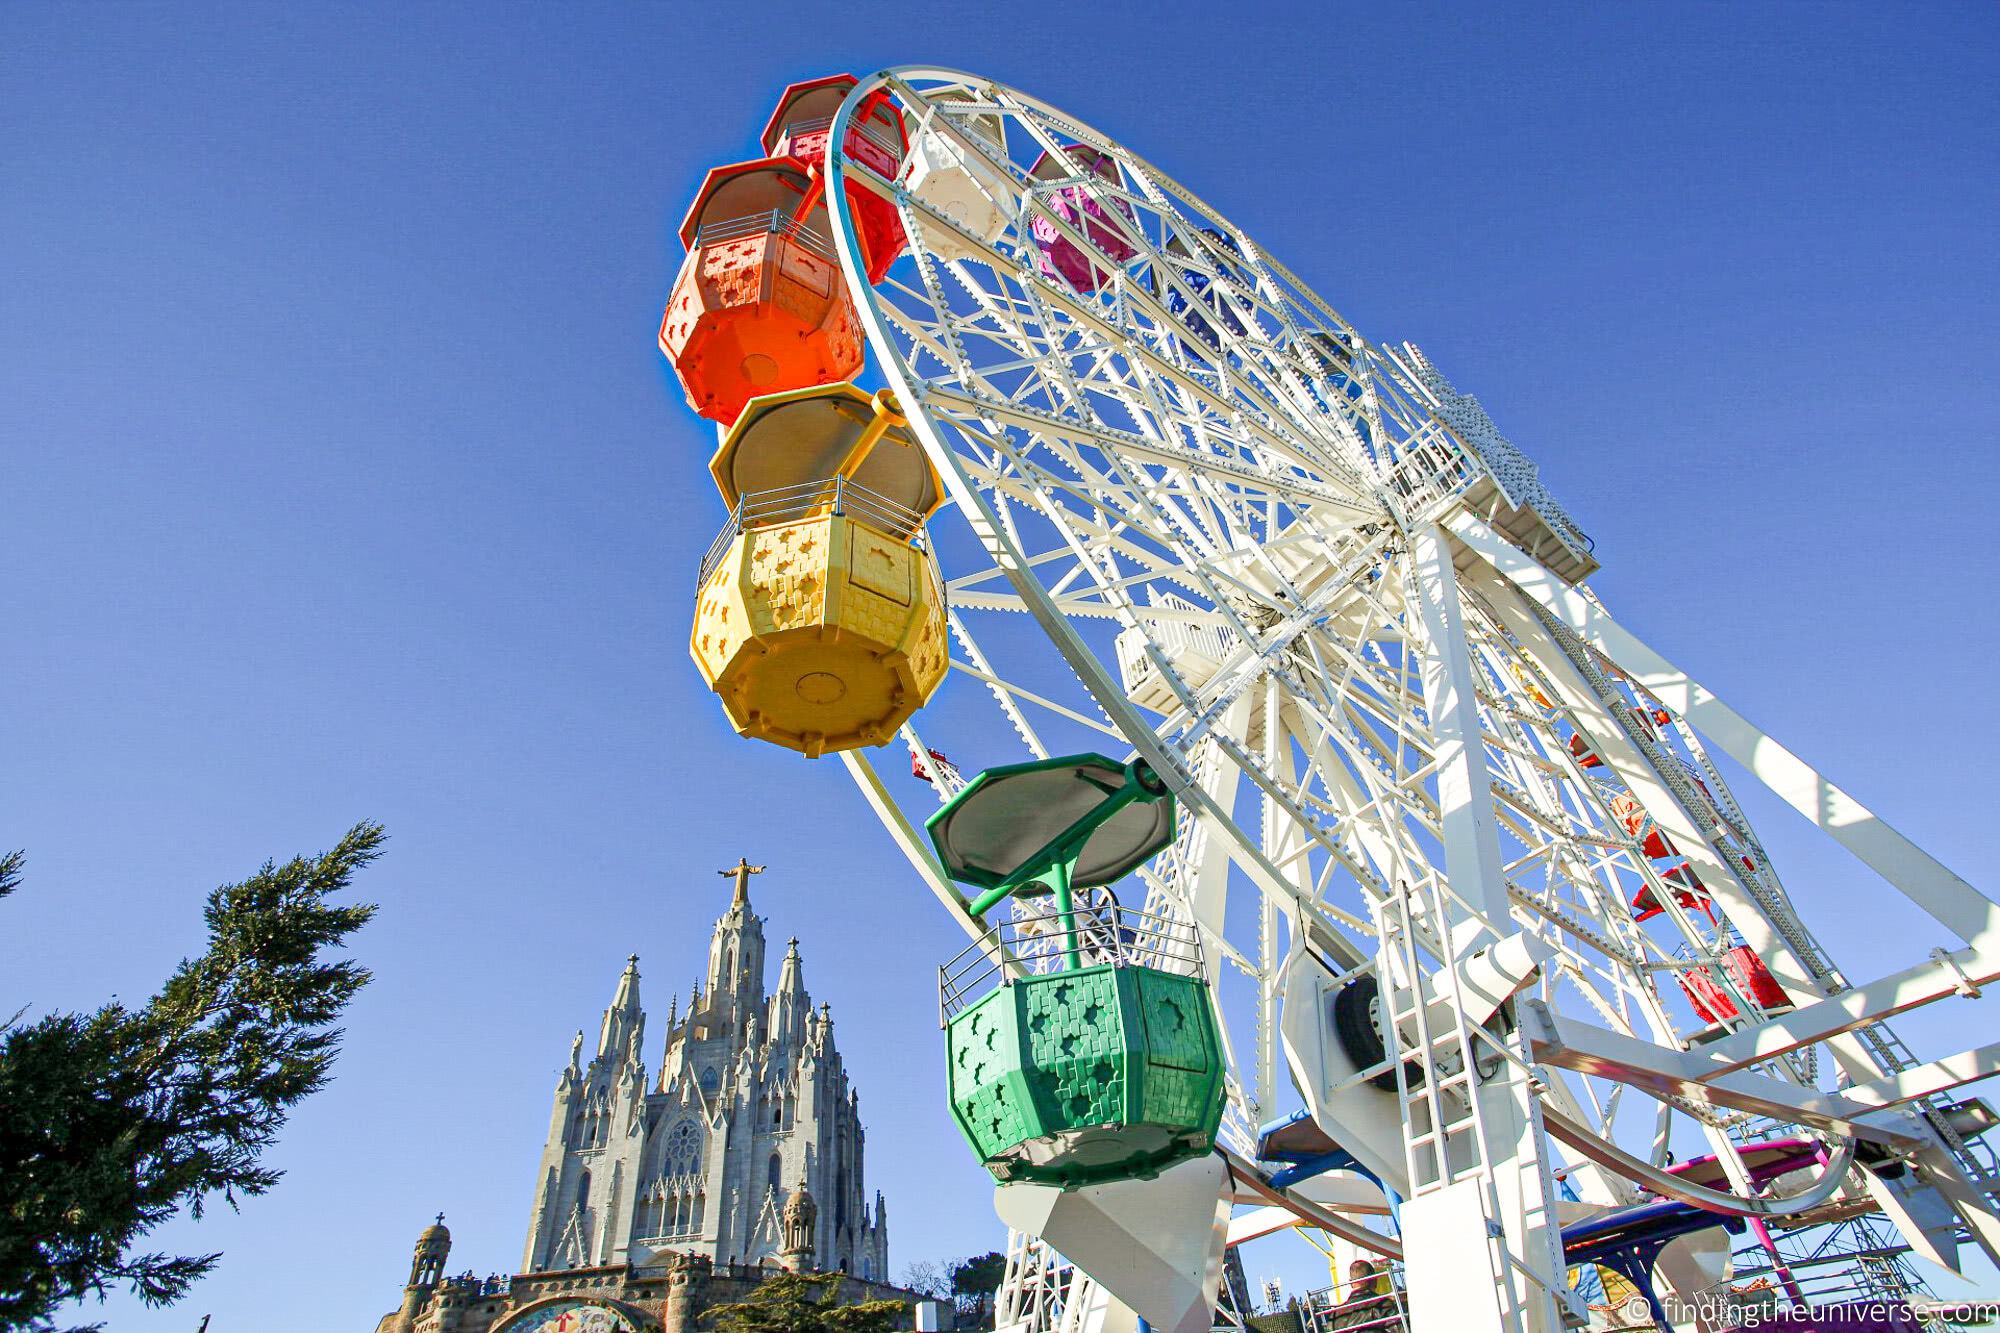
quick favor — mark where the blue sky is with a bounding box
[4,2,1998,1327]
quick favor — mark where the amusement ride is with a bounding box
[657,68,2000,1333]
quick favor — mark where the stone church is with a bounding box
[375,862,907,1333]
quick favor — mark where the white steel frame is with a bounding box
[792,67,2000,1333]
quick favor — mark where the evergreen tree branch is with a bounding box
[0,822,386,1332]
[703,1272,907,1333]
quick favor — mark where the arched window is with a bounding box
[699,1066,719,1094]
[575,1168,592,1208]
[767,1153,782,1193]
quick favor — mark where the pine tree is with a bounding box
[0,823,386,1331]
[703,1272,906,1333]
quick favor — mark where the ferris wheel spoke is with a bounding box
[921,385,1372,519]
[1458,511,2000,953]
[954,457,1194,562]
[944,658,1126,742]
[941,609,1056,763]
[988,427,1240,568]
[1472,568,1850,1009]
[948,260,1353,485]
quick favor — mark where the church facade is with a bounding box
[375,863,902,1333]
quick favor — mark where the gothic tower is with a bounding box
[519,951,649,1273]
[519,864,889,1278]
[386,1215,451,1333]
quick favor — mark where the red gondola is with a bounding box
[911,748,955,782]
[761,75,909,285]
[1662,863,1706,894]
[1680,945,1793,1023]
[1608,792,1677,860]
[1630,880,1712,923]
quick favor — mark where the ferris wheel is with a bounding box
[658,68,2000,1333]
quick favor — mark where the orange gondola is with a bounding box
[658,159,865,424]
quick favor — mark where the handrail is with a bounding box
[696,476,931,588]
[691,208,834,261]
[778,113,905,162]
[937,903,1208,1025]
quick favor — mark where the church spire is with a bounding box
[595,954,643,1062]
[769,937,809,1047]
[776,937,804,992]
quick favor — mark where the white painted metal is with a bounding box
[797,67,2000,1333]
[1445,509,2000,953]
[1402,1181,1513,1333]
[995,1157,1233,1333]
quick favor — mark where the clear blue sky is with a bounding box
[4,3,1997,1328]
